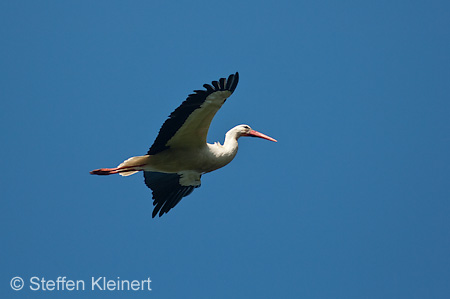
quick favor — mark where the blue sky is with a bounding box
[1,1,449,298]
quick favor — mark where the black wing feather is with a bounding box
[203,84,214,92]
[212,80,220,90]
[219,77,226,89]
[144,171,200,218]
[147,72,239,155]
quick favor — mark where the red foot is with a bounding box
[90,168,118,175]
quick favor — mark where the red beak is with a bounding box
[245,129,277,142]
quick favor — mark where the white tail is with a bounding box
[117,155,149,176]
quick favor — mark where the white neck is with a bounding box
[223,128,240,152]
[204,129,240,172]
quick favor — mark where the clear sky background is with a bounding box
[1,1,449,298]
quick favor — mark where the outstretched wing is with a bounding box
[148,72,239,155]
[144,171,202,217]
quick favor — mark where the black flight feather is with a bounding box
[144,171,200,218]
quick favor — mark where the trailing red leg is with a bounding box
[90,168,120,175]
[90,155,150,176]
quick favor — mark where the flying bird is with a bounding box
[90,72,276,217]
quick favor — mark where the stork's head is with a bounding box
[233,124,277,142]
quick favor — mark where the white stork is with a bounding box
[90,72,276,217]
